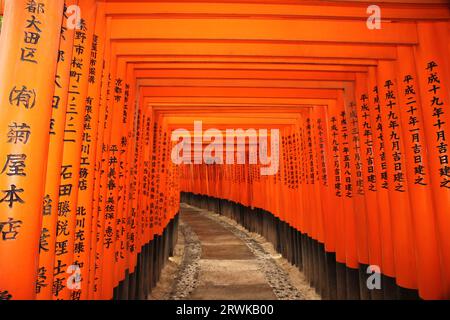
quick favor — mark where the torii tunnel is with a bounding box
[0,0,449,302]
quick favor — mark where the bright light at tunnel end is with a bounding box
[171,121,280,176]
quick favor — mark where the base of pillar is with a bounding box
[180,192,421,300]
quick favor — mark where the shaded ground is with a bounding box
[149,203,320,300]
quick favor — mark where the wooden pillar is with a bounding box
[36,0,77,300]
[394,45,444,299]
[52,0,97,300]
[74,1,106,300]
[90,16,111,300]
[413,22,450,299]
[376,60,417,292]
[354,73,383,299]
[365,66,397,298]
[98,44,119,300]
[110,59,127,292]
[0,0,64,300]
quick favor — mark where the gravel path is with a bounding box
[168,221,202,300]
[196,207,305,300]
[150,203,320,300]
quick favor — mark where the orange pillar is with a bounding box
[90,16,112,300]
[366,66,396,286]
[337,93,359,298]
[99,46,119,300]
[377,60,417,291]
[127,89,145,280]
[395,45,444,299]
[314,106,331,251]
[317,105,336,256]
[346,96,370,271]
[36,0,77,300]
[52,0,97,300]
[354,73,383,278]
[0,0,64,300]
[109,60,127,290]
[414,22,450,298]
[117,65,137,286]
[325,100,345,266]
[74,2,106,300]
[147,112,159,242]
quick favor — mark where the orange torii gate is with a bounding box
[0,0,449,301]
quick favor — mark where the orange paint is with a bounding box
[0,0,64,300]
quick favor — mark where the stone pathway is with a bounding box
[154,203,320,300]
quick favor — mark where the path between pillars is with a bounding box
[149,203,320,300]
